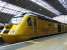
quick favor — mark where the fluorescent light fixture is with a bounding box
[0,0,51,19]
[58,0,67,9]
[0,0,30,15]
[30,0,61,15]
[4,4,23,12]
[53,15,67,23]
[1,8,21,15]
[0,7,2,10]
[0,1,7,7]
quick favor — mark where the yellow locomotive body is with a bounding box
[0,14,67,43]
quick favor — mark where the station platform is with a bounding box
[0,33,67,50]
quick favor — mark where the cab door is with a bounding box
[32,17,37,33]
[30,16,38,37]
[24,16,37,37]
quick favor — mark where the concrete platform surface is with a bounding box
[0,33,67,50]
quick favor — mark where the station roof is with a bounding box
[0,0,67,23]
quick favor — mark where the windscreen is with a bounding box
[10,17,22,24]
[10,13,26,24]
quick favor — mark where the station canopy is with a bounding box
[0,0,67,23]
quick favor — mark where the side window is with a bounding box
[27,18,32,26]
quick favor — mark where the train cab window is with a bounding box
[11,17,22,25]
[0,26,4,29]
[10,13,26,25]
[3,30,9,33]
[6,26,11,29]
[0,26,4,32]
[27,18,32,26]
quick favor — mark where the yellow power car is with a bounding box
[0,13,67,43]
